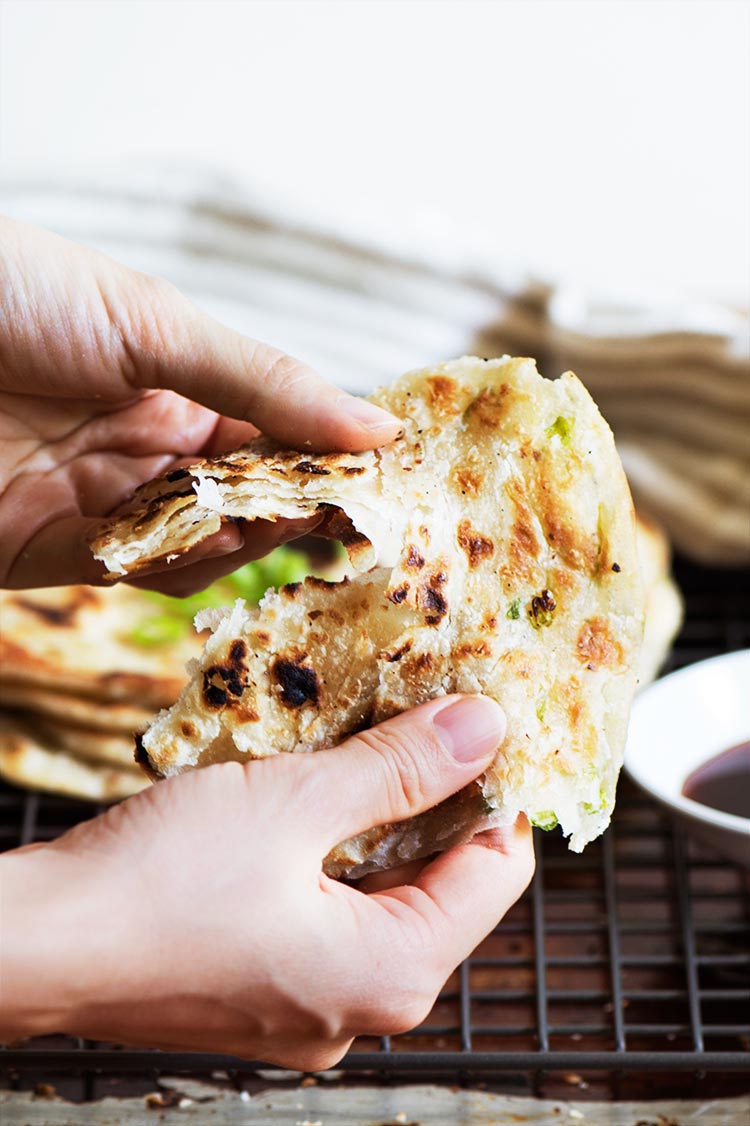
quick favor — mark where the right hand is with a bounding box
[0,694,534,1068]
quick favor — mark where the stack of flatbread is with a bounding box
[0,584,201,801]
[635,512,683,687]
[475,290,750,565]
[0,549,326,803]
[90,356,683,874]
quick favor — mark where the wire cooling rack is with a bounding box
[1,557,748,1101]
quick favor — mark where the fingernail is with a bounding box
[432,696,506,763]
[339,395,403,434]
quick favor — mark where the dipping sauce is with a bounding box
[682,741,750,819]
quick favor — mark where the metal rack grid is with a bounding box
[1,557,749,1102]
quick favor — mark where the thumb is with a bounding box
[119,274,402,452]
[288,695,506,852]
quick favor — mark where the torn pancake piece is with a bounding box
[128,357,644,874]
[91,442,390,578]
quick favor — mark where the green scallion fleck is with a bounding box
[545,415,573,444]
[531,811,559,831]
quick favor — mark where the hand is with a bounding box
[0,695,533,1067]
[0,216,401,591]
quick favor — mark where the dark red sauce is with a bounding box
[682,741,750,819]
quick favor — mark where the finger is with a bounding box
[3,513,318,591]
[3,514,110,588]
[120,275,403,452]
[370,816,534,973]
[283,694,506,849]
[128,516,321,596]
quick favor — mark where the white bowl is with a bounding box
[625,650,750,867]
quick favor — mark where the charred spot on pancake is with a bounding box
[422,587,447,618]
[202,642,249,709]
[383,640,413,663]
[405,545,425,569]
[480,613,498,631]
[418,571,448,624]
[457,519,495,569]
[165,468,190,482]
[344,465,366,475]
[133,490,193,530]
[180,720,197,738]
[512,514,540,560]
[513,436,538,459]
[426,374,461,416]
[453,640,492,659]
[229,639,248,664]
[528,589,556,629]
[208,457,245,471]
[611,562,621,573]
[536,482,599,574]
[465,384,510,428]
[134,733,161,779]
[418,525,431,543]
[273,655,320,708]
[294,460,331,475]
[319,507,371,557]
[387,583,410,605]
[281,582,302,598]
[202,670,228,708]
[253,629,272,643]
[306,576,340,590]
[414,651,434,672]
[577,617,623,669]
[307,610,323,622]
[452,466,484,497]
[235,703,261,723]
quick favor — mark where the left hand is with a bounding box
[0,216,401,591]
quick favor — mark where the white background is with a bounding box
[0,0,748,304]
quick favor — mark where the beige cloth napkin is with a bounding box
[2,166,747,564]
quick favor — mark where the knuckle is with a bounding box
[377,992,433,1036]
[359,959,438,1036]
[138,271,180,307]
[130,273,183,335]
[259,350,313,398]
[358,728,431,820]
[116,271,189,382]
[290,1041,351,1072]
